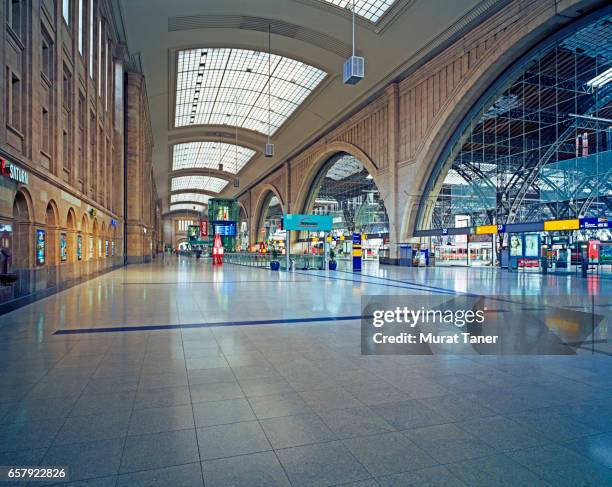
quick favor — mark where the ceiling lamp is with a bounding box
[234,95,240,187]
[264,25,275,157]
[343,0,364,85]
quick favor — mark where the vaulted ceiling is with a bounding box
[117,0,509,213]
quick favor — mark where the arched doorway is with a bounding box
[45,201,59,266]
[80,214,89,263]
[256,192,283,249]
[302,152,389,260]
[11,191,31,272]
[65,208,76,264]
[92,219,99,264]
[237,206,249,251]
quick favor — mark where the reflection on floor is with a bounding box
[0,256,611,486]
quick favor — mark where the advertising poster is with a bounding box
[600,244,612,264]
[509,234,523,257]
[36,229,46,265]
[77,234,82,261]
[60,233,67,262]
[111,241,115,256]
[588,241,600,262]
[105,240,109,257]
[98,239,102,258]
[89,236,94,260]
[524,234,540,258]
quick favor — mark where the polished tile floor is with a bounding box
[0,256,611,486]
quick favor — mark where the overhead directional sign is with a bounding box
[580,217,611,229]
[282,214,332,231]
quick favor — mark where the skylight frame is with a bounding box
[172,142,256,174]
[170,176,228,193]
[314,0,398,23]
[175,48,327,134]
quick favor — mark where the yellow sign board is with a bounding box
[544,219,579,231]
[475,225,498,235]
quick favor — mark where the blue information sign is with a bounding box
[283,214,332,231]
[579,217,611,229]
[352,233,362,272]
[213,221,237,236]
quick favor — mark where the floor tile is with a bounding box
[116,462,203,487]
[376,465,466,487]
[189,381,244,403]
[370,400,449,430]
[456,415,551,452]
[197,421,271,460]
[133,385,191,409]
[55,411,131,445]
[0,419,65,452]
[276,440,371,487]
[42,438,124,482]
[403,423,496,463]
[446,454,548,486]
[317,406,395,439]
[120,429,200,473]
[128,404,194,435]
[192,398,255,427]
[249,392,313,419]
[260,413,336,449]
[343,432,438,476]
[202,451,290,487]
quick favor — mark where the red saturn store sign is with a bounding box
[0,157,28,184]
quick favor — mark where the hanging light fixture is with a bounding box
[343,0,364,85]
[234,95,240,187]
[218,136,223,172]
[264,25,275,157]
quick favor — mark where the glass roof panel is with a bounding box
[315,0,398,23]
[170,193,212,204]
[171,176,228,193]
[172,142,256,174]
[175,48,327,134]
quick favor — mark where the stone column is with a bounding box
[384,84,401,264]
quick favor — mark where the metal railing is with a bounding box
[223,252,326,270]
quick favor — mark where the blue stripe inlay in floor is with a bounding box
[53,314,370,335]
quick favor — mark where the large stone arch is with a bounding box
[251,184,285,245]
[12,188,34,271]
[292,141,386,217]
[398,3,608,240]
[65,208,77,264]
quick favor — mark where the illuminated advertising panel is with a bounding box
[524,234,540,258]
[509,234,523,257]
[60,233,67,262]
[36,229,46,265]
[77,234,83,261]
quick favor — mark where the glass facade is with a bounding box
[419,15,612,231]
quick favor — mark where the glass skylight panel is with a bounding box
[315,0,397,23]
[171,193,211,204]
[172,142,256,174]
[170,203,207,213]
[171,176,228,193]
[175,48,327,134]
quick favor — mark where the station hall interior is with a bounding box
[1,0,612,485]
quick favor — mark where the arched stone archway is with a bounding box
[45,200,60,267]
[12,190,33,272]
[293,141,385,217]
[253,189,284,246]
[252,185,285,245]
[65,208,77,264]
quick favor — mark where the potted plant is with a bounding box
[328,248,337,270]
[270,246,280,271]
